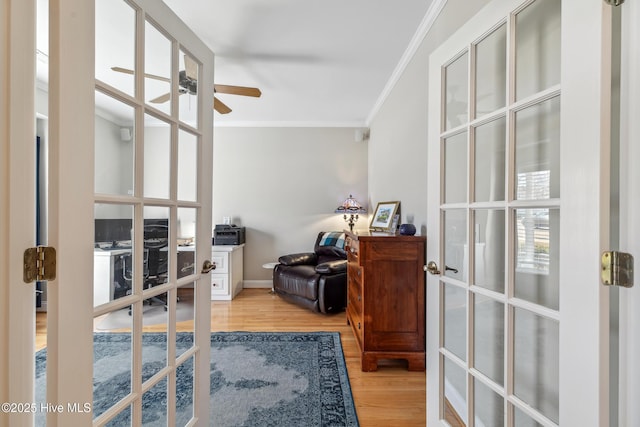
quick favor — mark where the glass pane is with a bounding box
[176,356,195,425]
[176,283,195,358]
[143,207,170,292]
[444,209,467,281]
[444,283,466,361]
[179,50,199,127]
[95,0,135,96]
[515,208,559,310]
[445,52,469,130]
[177,208,197,252]
[515,96,560,200]
[142,313,167,382]
[474,378,504,426]
[93,204,134,307]
[95,92,135,196]
[142,377,167,425]
[93,331,132,420]
[473,209,505,292]
[474,294,504,385]
[444,132,468,204]
[145,21,172,114]
[104,405,131,427]
[178,130,198,202]
[513,405,545,427]
[444,357,467,426]
[474,117,506,202]
[475,24,506,118]
[144,115,171,199]
[514,308,559,424]
[515,0,561,100]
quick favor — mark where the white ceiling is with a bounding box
[162,0,437,127]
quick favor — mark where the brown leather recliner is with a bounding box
[273,231,347,314]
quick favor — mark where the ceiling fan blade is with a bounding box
[184,55,198,80]
[149,92,171,104]
[111,66,171,83]
[214,96,232,114]
[214,84,261,98]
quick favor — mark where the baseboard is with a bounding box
[242,280,272,289]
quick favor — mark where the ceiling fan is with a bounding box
[111,55,261,114]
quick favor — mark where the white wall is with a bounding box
[367,0,491,236]
[213,126,368,280]
[94,114,133,204]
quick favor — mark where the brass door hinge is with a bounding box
[604,0,624,6]
[23,246,56,283]
[601,251,634,288]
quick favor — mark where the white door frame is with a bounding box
[619,0,640,425]
[44,0,96,424]
[559,0,613,425]
[0,1,38,424]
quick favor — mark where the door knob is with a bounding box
[201,259,216,273]
[425,261,441,275]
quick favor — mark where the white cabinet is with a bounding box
[210,244,244,300]
[93,248,130,306]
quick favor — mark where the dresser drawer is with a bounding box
[347,277,362,314]
[346,237,359,262]
[347,261,362,284]
[347,305,363,347]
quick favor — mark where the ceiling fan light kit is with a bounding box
[110,54,261,115]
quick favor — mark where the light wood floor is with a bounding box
[36,288,427,426]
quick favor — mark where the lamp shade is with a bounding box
[334,195,366,214]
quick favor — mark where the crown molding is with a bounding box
[365,0,447,126]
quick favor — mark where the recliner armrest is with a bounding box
[315,259,347,274]
[278,252,318,266]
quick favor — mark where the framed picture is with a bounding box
[369,201,400,232]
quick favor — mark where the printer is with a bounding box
[213,224,245,245]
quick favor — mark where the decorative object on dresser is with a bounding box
[345,230,426,372]
[334,194,367,232]
[210,244,244,300]
[399,223,417,236]
[369,201,400,232]
[272,231,348,314]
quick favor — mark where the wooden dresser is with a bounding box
[345,230,426,371]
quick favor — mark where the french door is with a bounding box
[90,0,214,425]
[1,0,214,425]
[426,0,615,425]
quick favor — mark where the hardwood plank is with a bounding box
[35,288,427,426]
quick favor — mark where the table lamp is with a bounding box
[335,195,367,232]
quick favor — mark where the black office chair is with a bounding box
[118,224,170,314]
[143,224,169,309]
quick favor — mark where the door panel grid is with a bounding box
[437,0,561,425]
[93,1,209,425]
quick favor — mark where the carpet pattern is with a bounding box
[35,332,359,426]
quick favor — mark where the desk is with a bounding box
[93,248,131,306]
[95,245,245,305]
[93,246,190,307]
[211,245,244,300]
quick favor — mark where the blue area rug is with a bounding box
[35,332,359,426]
